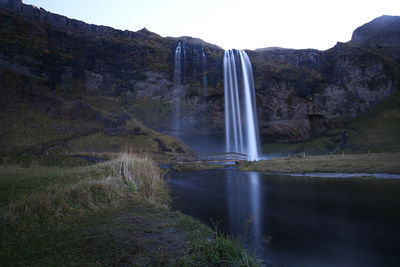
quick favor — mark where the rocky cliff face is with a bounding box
[350,15,400,63]
[250,41,399,141]
[0,0,399,145]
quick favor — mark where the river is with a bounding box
[168,167,400,266]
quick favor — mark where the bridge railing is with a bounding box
[197,152,248,161]
[170,152,248,164]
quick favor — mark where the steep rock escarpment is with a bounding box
[250,41,399,141]
[0,0,399,145]
[350,15,400,63]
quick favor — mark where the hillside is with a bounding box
[0,0,399,156]
[0,68,191,159]
[345,90,400,152]
[0,2,197,159]
[263,90,400,154]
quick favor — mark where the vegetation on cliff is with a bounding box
[0,5,227,156]
[0,67,191,161]
[1,3,400,151]
[262,90,400,155]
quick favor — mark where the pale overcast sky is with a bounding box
[23,0,400,50]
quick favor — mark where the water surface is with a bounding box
[168,168,400,266]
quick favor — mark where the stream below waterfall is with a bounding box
[168,167,400,266]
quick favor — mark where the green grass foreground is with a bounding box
[239,152,400,174]
[0,154,259,266]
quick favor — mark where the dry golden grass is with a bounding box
[1,153,258,266]
[4,153,169,228]
[111,153,169,205]
[7,177,126,227]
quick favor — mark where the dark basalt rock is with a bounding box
[130,127,147,136]
[154,138,172,153]
[351,15,400,45]
[0,0,22,10]
[0,1,399,142]
[175,147,185,154]
[350,15,400,63]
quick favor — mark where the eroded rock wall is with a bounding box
[0,1,399,142]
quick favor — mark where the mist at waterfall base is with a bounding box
[224,50,261,161]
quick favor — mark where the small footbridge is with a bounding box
[170,152,248,165]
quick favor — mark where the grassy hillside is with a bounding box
[0,8,222,156]
[0,9,186,159]
[346,91,400,152]
[0,70,191,162]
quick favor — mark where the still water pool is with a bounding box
[168,167,400,266]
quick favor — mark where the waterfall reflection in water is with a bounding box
[168,168,400,266]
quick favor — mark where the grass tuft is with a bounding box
[110,153,170,206]
[4,153,168,228]
[175,213,259,266]
[1,153,260,265]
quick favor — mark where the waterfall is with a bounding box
[173,41,183,138]
[224,50,260,161]
[201,47,207,89]
[182,42,187,84]
[192,47,199,81]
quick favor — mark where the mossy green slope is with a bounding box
[0,70,191,160]
[346,90,400,152]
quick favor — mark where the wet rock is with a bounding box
[260,119,311,142]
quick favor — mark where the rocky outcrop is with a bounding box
[250,40,399,141]
[350,15,400,64]
[351,15,400,45]
[0,1,399,143]
[351,16,400,42]
[0,0,21,10]
[261,119,311,142]
[1,0,124,35]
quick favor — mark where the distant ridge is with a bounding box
[351,15,400,44]
[254,47,294,52]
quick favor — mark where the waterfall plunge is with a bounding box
[224,50,260,161]
[173,41,183,138]
[201,47,207,89]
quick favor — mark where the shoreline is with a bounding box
[0,154,259,266]
[255,171,400,179]
[239,152,400,174]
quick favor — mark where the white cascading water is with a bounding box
[224,50,260,161]
[201,47,207,89]
[173,41,182,138]
[182,42,187,83]
[192,47,199,81]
